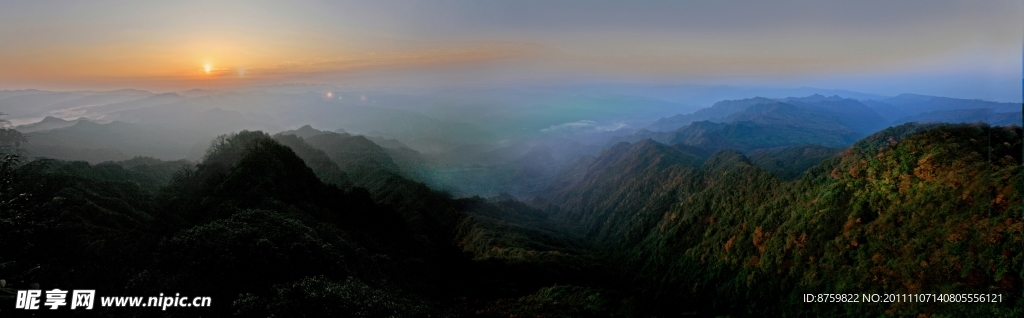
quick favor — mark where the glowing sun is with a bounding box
[204,64,212,74]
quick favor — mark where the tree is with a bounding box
[0,112,29,216]
[0,113,26,155]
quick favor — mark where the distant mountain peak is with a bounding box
[894,93,930,98]
[72,119,102,126]
[40,116,68,123]
[645,97,778,131]
[276,125,331,139]
[783,94,850,103]
[295,125,323,135]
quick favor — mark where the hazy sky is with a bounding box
[1,0,1020,101]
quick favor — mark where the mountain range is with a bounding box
[537,123,1022,315]
[648,93,1018,133]
[1,88,1020,316]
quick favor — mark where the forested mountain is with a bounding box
[646,95,885,134]
[271,133,353,187]
[778,95,887,133]
[2,131,450,316]
[619,115,859,154]
[650,94,1019,135]
[0,128,619,316]
[302,132,402,178]
[748,144,843,181]
[646,97,778,131]
[3,0,1022,315]
[540,139,703,241]
[1,97,1020,317]
[539,123,1022,316]
[277,124,338,139]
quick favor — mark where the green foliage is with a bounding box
[476,284,640,318]
[272,133,352,187]
[748,144,842,181]
[142,209,353,295]
[5,122,1018,317]
[0,130,464,315]
[546,123,1024,316]
[542,139,704,247]
[234,276,442,318]
[301,132,401,179]
[0,157,168,297]
[0,113,28,212]
[0,113,26,154]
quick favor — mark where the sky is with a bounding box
[0,0,1021,101]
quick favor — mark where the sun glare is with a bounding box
[204,64,212,74]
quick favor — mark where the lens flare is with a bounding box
[321,91,336,101]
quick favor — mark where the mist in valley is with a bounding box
[4,85,1019,198]
[2,1,1022,317]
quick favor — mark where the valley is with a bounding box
[2,89,1020,316]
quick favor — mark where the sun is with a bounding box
[204,64,212,74]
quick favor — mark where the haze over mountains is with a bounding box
[2,82,1021,317]
[1,1,1020,316]
[4,85,1019,198]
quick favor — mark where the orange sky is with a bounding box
[0,1,1020,100]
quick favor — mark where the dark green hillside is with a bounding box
[302,132,401,178]
[272,133,352,187]
[0,131,465,316]
[542,139,704,245]
[3,114,1020,317]
[543,123,1023,316]
[749,144,843,181]
[2,126,620,317]
[276,124,336,139]
[282,132,625,314]
[1,158,192,308]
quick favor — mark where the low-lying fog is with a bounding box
[3,84,1018,197]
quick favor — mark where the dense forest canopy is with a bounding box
[1,1,1020,315]
[0,95,1021,316]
